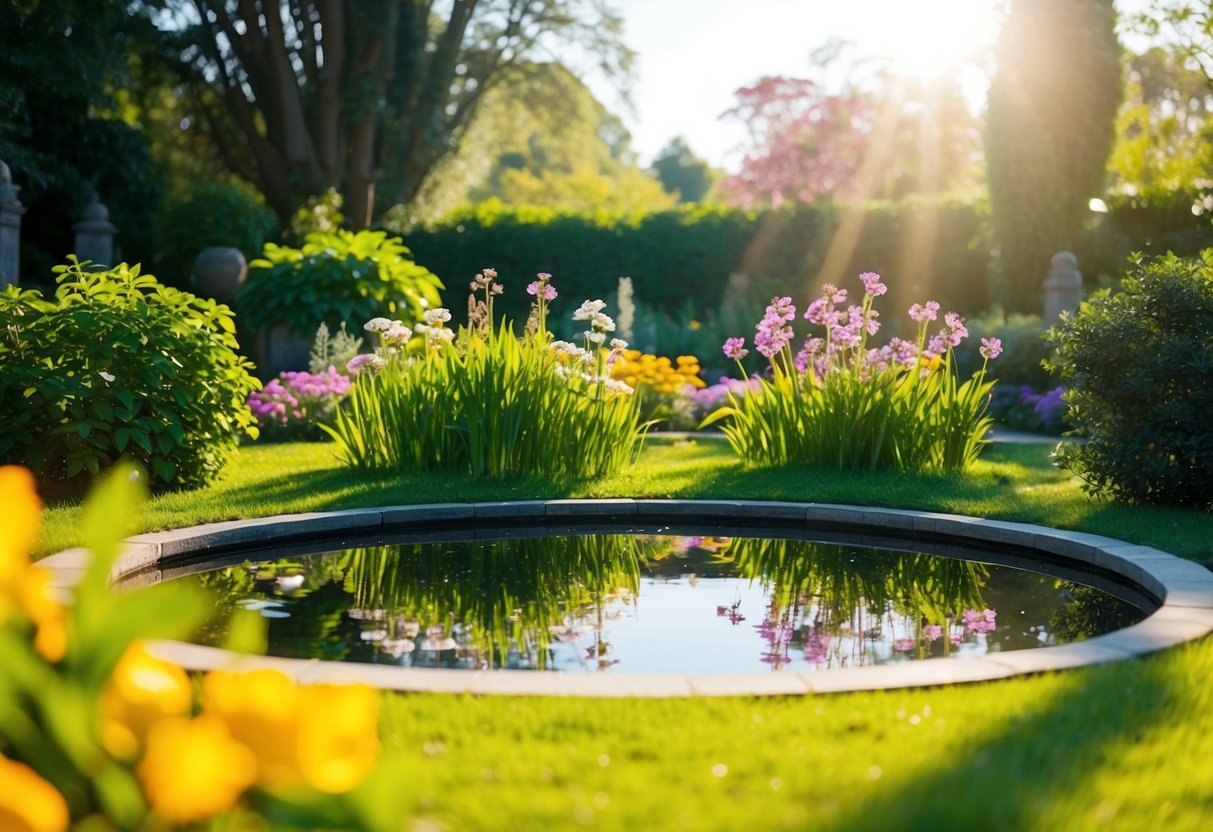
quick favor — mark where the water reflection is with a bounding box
[189,534,1145,674]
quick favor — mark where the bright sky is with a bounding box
[597,0,1151,172]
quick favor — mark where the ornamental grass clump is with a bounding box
[704,272,1000,472]
[323,270,649,479]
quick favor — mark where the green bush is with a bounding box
[237,229,443,337]
[156,181,279,289]
[1048,251,1213,507]
[400,198,992,327]
[0,258,260,497]
[1077,190,1213,287]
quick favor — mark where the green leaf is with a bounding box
[76,462,147,604]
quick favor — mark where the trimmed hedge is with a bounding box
[399,199,993,325]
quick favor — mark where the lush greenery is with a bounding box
[985,0,1123,313]
[236,230,443,337]
[325,277,647,479]
[1049,250,1213,507]
[705,275,997,472]
[155,181,279,290]
[403,198,993,323]
[0,259,259,497]
[22,440,1213,831]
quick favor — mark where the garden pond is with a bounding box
[160,526,1151,674]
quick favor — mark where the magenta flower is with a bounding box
[859,272,887,297]
[723,336,749,360]
[980,337,1003,360]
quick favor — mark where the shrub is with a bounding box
[237,229,443,337]
[1048,251,1213,507]
[324,271,648,479]
[247,367,351,442]
[0,258,260,496]
[156,181,279,288]
[704,273,1000,472]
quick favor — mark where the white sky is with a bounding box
[592,0,1153,171]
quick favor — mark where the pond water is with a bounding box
[178,531,1148,674]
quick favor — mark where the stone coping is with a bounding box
[36,500,1213,697]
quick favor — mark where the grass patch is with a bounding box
[33,436,1213,830]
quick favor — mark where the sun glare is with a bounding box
[869,0,1004,79]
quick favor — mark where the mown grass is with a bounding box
[35,437,1213,830]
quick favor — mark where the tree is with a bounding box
[650,137,716,203]
[0,0,165,279]
[985,0,1122,313]
[146,0,632,228]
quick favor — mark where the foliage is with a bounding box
[155,180,279,289]
[0,259,259,497]
[0,464,390,830]
[1048,250,1213,507]
[650,136,717,203]
[324,276,648,479]
[308,321,364,376]
[1077,188,1213,285]
[953,312,1054,390]
[705,273,998,473]
[402,197,993,327]
[237,230,443,337]
[144,1,633,226]
[0,1,166,283]
[985,0,1123,313]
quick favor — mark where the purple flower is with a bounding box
[908,301,940,324]
[859,272,887,297]
[723,337,749,360]
[980,337,1003,360]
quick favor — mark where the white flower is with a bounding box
[364,317,393,333]
[572,299,608,320]
[427,327,455,345]
[592,312,616,332]
[347,353,385,375]
[585,330,607,345]
[423,308,452,325]
[603,378,634,395]
[98,371,116,383]
[610,338,628,351]
[382,322,412,344]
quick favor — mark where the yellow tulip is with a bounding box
[0,466,40,591]
[0,755,69,832]
[100,642,193,760]
[137,715,256,823]
[295,683,381,793]
[203,668,303,789]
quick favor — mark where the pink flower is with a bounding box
[908,301,940,323]
[923,624,943,642]
[893,638,915,652]
[980,337,1003,360]
[723,337,749,360]
[859,272,887,297]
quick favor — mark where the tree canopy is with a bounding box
[145,0,633,227]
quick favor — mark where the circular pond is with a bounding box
[162,526,1148,675]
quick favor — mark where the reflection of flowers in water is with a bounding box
[963,608,997,634]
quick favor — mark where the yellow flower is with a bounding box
[137,715,256,823]
[1,466,41,592]
[16,568,67,662]
[0,754,69,832]
[100,642,193,760]
[296,683,381,793]
[203,670,381,794]
[203,668,303,789]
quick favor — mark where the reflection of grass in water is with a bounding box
[346,535,646,669]
[728,537,988,646]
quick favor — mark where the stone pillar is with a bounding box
[1043,251,1082,325]
[0,159,26,288]
[73,194,118,267]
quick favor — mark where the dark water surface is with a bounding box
[176,532,1147,674]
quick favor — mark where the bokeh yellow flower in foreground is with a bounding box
[100,641,193,760]
[136,714,257,823]
[0,754,69,832]
[0,466,67,661]
[204,669,382,793]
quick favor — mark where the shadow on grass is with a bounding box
[823,654,1180,831]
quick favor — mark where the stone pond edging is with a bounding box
[35,500,1213,697]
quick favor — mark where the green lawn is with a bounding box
[36,439,1213,830]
